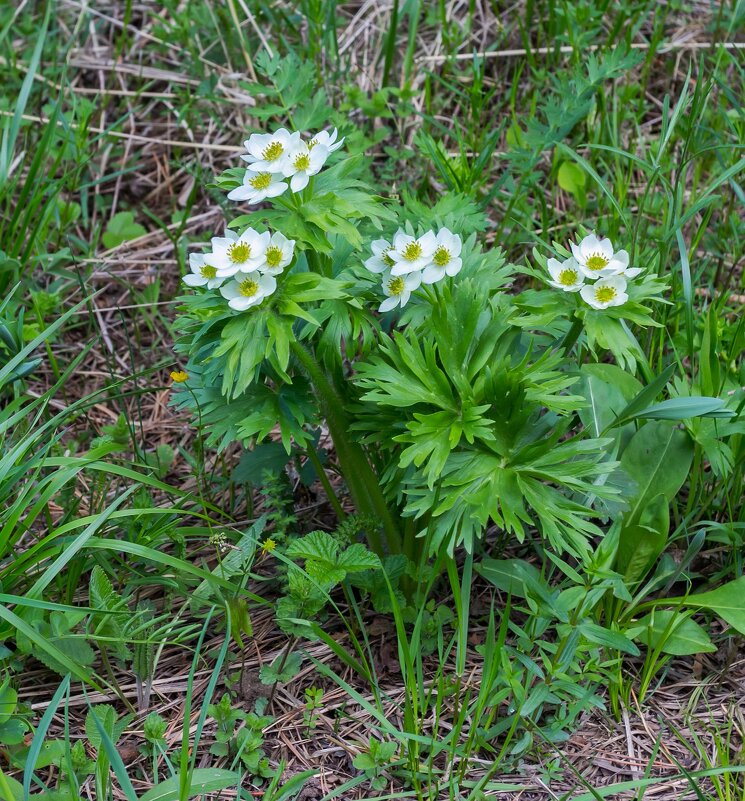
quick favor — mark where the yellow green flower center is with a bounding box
[559,268,577,286]
[249,172,272,190]
[228,242,251,264]
[200,263,217,279]
[293,153,311,171]
[402,241,422,261]
[594,286,617,303]
[586,253,609,271]
[388,276,405,295]
[266,246,283,268]
[382,248,395,267]
[262,141,284,161]
[308,138,318,149]
[238,278,259,297]
[432,246,450,267]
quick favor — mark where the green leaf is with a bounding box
[232,444,289,486]
[578,621,640,655]
[85,705,118,751]
[687,577,745,635]
[616,493,669,585]
[557,161,587,206]
[0,680,16,726]
[336,544,381,573]
[476,558,545,600]
[620,422,693,527]
[632,610,716,655]
[102,211,146,249]
[628,396,735,421]
[578,365,637,437]
[138,769,240,801]
[260,651,303,685]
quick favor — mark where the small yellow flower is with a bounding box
[261,537,277,554]
[170,370,189,383]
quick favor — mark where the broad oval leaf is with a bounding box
[632,610,716,656]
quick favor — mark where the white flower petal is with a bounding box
[183,274,206,287]
[445,258,462,277]
[291,172,309,192]
[422,264,445,284]
[379,296,399,313]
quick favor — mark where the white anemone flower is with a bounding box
[308,128,344,153]
[547,256,584,292]
[379,270,421,313]
[389,229,437,275]
[364,239,396,274]
[182,252,225,290]
[241,128,300,173]
[571,233,631,279]
[261,231,295,275]
[227,171,288,203]
[422,228,462,284]
[205,228,270,278]
[282,141,329,192]
[220,273,277,311]
[580,275,628,309]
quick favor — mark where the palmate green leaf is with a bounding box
[582,314,643,372]
[213,311,270,398]
[281,273,349,303]
[356,331,454,409]
[631,610,716,656]
[396,406,496,486]
[404,434,614,556]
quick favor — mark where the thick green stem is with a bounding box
[290,340,401,555]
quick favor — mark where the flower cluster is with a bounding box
[547,233,642,310]
[183,227,295,311]
[364,227,462,312]
[228,127,344,203]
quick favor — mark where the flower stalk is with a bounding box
[289,339,401,556]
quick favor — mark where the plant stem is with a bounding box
[290,339,401,555]
[559,315,583,355]
[305,442,346,521]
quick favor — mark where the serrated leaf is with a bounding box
[259,651,303,685]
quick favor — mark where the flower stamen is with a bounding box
[559,268,577,286]
[402,242,423,261]
[432,246,450,267]
[262,142,284,161]
[293,153,311,171]
[595,286,617,303]
[388,276,405,296]
[266,246,283,268]
[249,172,272,190]
[238,278,259,297]
[228,242,251,264]
[585,253,609,271]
